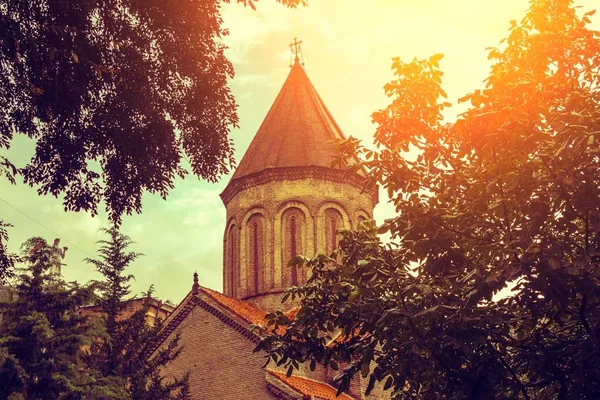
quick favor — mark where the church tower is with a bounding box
[220,49,378,311]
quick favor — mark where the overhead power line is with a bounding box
[0,196,94,257]
[0,196,173,300]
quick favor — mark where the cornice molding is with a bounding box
[241,289,286,301]
[220,166,378,206]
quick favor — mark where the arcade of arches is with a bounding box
[223,185,375,310]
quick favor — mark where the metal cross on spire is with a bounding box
[289,37,304,67]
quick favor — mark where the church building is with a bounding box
[153,45,381,399]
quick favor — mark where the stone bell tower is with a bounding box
[220,42,378,311]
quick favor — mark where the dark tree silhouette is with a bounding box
[0,0,304,222]
[0,237,125,399]
[256,1,600,399]
[0,221,19,284]
[86,227,189,399]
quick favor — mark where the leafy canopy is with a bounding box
[256,1,600,399]
[85,227,189,399]
[0,237,126,399]
[0,221,19,284]
[0,229,190,399]
[0,0,304,223]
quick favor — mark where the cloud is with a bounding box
[4,0,599,309]
[231,73,271,87]
[0,170,228,304]
[221,2,291,65]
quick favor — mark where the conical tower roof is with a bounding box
[219,53,378,304]
[230,58,352,180]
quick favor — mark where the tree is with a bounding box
[256,1,600,399]
[0,220,19,284]
[86,227,189,399]
[0,237,125,399]
[0,0,304,223]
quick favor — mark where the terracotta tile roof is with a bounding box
[153,289,356,399]
[284,305,301,321]
[150,288,268,357]
[267,369,354,400]
[230,58,361,182]
[199,286,268,326]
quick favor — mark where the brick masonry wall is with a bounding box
[157,293,394,399]
[224,176,376,302]
[159,302,278,400]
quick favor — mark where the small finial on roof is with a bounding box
[192,271,199,295]
[289,37,304,68]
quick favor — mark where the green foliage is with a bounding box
[257,1,600,399]
[0,237,124,399]
[0,220,20,284]
[86,226,139,374]
[0,229,189,398]
[0,0,305,222]
[86,227,189,399]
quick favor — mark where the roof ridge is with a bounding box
[266,369,355,400]
[199,286,268,326]
[148,293,199,357]
[150,287,266,356]
[304,70,346,143]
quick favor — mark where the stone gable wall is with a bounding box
[158,303,277,400]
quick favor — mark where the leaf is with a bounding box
[377,224,390,234]
[336,376,350,397]
[383,376,394,390]
[526,246,541,254]
[286,364,294,377]
[419,284,433,296]
[488,200,503,210]
[361,360,370,377]
[366,375,377,395]
[414,305,439,318]
[458,94,470,103]
[411,343,422,355]
[262,357,271,368]
[357,259,370,267]
[287,255,304,267]
[548,258,560,270]
[504,177,520,192]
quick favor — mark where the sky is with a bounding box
[0,0,598,304]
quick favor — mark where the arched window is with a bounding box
[325,208,344,255]
[247,214,265,295]
[228,226,237,297]
[282,208,305,287]
[290,216,298,285]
